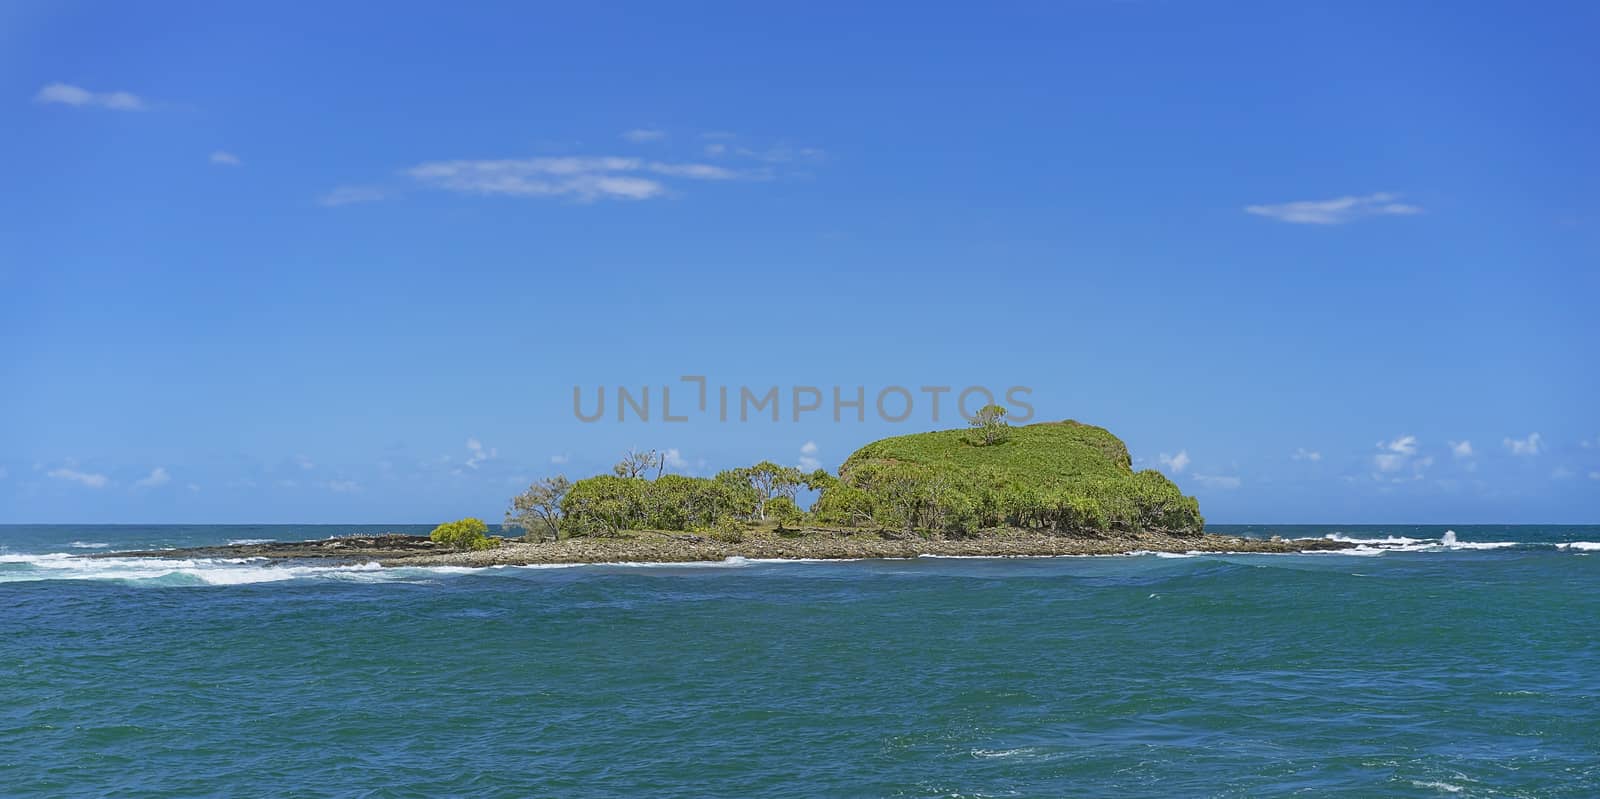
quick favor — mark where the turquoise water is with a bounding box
[3,525,1597,797]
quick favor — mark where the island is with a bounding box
[102,416,1355,566]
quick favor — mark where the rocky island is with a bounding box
[102,417,1356,566]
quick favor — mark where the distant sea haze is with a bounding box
[4,523,1597,796]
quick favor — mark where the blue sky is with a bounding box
[3,1,1596,524]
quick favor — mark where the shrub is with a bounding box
[430,517,494,551]
[811,483,874,527]
[765,495,803,526]
[708,518,746,543]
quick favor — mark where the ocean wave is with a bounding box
[1316,530,1519,554]
[1557,541,1600,551]
[226,538,276,546]
[0,553,396,586]
[68,541,111,549]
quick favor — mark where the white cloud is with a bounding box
[1590,471,1600,481]
[47,467,108,488]
[1193,474,1242,490]
[704,143,727,156]
[326,480,360,493]
[209,151,241,166]
[1374,435,1425,473]
[1158,450,1190,473]
[662,448,690,470]
[1504,433,1543,456]
[295,455,316,470]
[1292,448,1322,462]
[403,156,741,202]
[464,438,497,469]
[35,82,145,111]
[1551,466,1575,480]
[318,185,387,207]
[187,483,201,492]
[1449,440,1473,458]
[1245,192,1423,225]
[134,467,171,488]
[550,454,570,465]
[1381,435,1418,455]
[621,128,666,142]
[1581,435,1598,449]
[798,440,821,471]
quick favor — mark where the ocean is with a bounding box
[3,524,1597,797]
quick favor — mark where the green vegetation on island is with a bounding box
[429,517,495,551]
[503,414,1205,543]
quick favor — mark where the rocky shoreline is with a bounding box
[98,528,1358,567]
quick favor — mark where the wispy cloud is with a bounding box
[1449,440,1474,458]
[133,467,171,488]
[318,185,387,207]
[1158,450,1190,473]
[621,128,667,142]
[464,438,497,470]
[47,467,109,488]
[1292,448,1322,462]
[663,448,690,471]
[1504,432,1543,456]
[402,156,741,202]
[209,151,241,166]
[326,480,361,493]
[550,454,570,465]
[35,82,145,111]
[1245,192,1423,225]
[1193,474,1242,490]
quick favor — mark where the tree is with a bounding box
[970,404,1010,445]
[430,517,494,551]
[717,461,803,521]
[811,482,874,527]
[505,475,571,542]
[613,448,664,480]
[561,475,647,537]
[643,474,741,531]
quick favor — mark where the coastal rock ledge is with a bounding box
[100,529,1356,567]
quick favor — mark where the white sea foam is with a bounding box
[1324,533,1426,546]
[226,538,276,546]
[970,747,1039,759]
[1558,541,1600,551]
[1411,780,1465,794]
[68,541,110,549]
